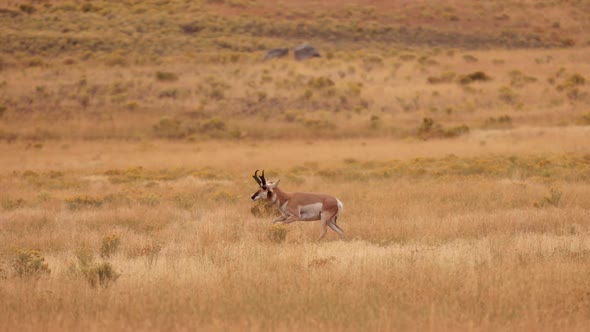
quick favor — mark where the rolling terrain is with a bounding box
[1,0,590,331]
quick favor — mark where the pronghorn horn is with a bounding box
[252,170,262,185]
[260,170,267,185]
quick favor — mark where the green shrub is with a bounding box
[307,77,335,89]
[75,246,95,268]
[417,117,440,138]
[180,22,203,34]
[65,195,103,210]
[458,71,491,84]
[158,89,179,99]
[444,125,470,138]
[462,54,478,63]
[137,242,162,269]
[498,86,517,104]
[308,256,336,268]
[201,117,226,132]
[250,201,278,218]
[417,118,469,139]
[12,249,51,278]
[534,187,562,208]
[565,74,585,86]
[370,115,382,129]
[75,247,120,288]
[153,117,185,138]
[509,70,537,87]
[100,234,121,258]
[1,197,25,211]
[210,190,238,203]
[19,4,36,14]
[427,72,456,84]
[155,71,179,82]
[81,3,100,12]
[104,53,127,66]
[83,262,120,288]
[483,115,512,129]
[578,112,590,125]
[268,225,288,244]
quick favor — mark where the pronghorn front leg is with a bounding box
[272,214,288,224]
[280,214,300,224]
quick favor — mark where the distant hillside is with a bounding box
[1,0,589,67]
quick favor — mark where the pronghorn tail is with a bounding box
[336,199,343,218]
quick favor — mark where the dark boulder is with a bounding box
[264,48,289,60]
[294,44,320,61]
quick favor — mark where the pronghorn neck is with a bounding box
[270,187,291,206]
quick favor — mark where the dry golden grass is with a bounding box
[1,46,589,142]
[1,131,590,331]
[2,1,590,330]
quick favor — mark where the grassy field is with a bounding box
[2,0,590,331]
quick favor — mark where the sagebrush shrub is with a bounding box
[12,249,51,278]
[83,262,120,288]
[100,234,121,258]
[268,225,288,244]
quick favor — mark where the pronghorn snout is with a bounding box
[251,189,263,201]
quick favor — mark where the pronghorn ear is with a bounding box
[270,179,280,188]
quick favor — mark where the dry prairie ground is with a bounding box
[2,0,590,331]
[1,1,590,142]
[1,46,590,141]
[2,131,590,331]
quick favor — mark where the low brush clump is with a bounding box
[458,71,491,84]
[268,225,288,243]
[417,118,470,139]
[155,71,179,82]
[11,249,51,279]
[100,234,120,258]
[427,72,456,84]
[65,195,104,210]
[104,166,188,184]
[1,197,26,211]
[483,115,512,129]
[534,187,563,208]
[74,246,120,288]
[578,112,590,125]
[129,242,162,269]
[250,201,278,218]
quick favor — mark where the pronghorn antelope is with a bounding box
[250,170,344,240]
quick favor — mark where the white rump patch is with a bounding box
[299,203,323,221]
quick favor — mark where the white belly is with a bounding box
[298,203,323,221]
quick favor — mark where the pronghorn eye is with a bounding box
[262,186,267,190]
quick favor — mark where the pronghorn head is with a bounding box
[251,170,280,201]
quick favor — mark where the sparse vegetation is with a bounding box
[2,0,590,330]
[155,71,179,82]
[268,225,288,243]
[11,249,51,278]
[74,246,120,288]
[100,234,121,258]
[483,115,513,129]
[417,118,470,139]
[458,71,492,84]
[534,186,563,208]
[83,262,120,288]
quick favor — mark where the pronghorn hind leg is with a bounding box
[317,220,328,241]
[328,216,345,239]
[281,215,299,224]
[272,214,288,224]
[317,212,329,241]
